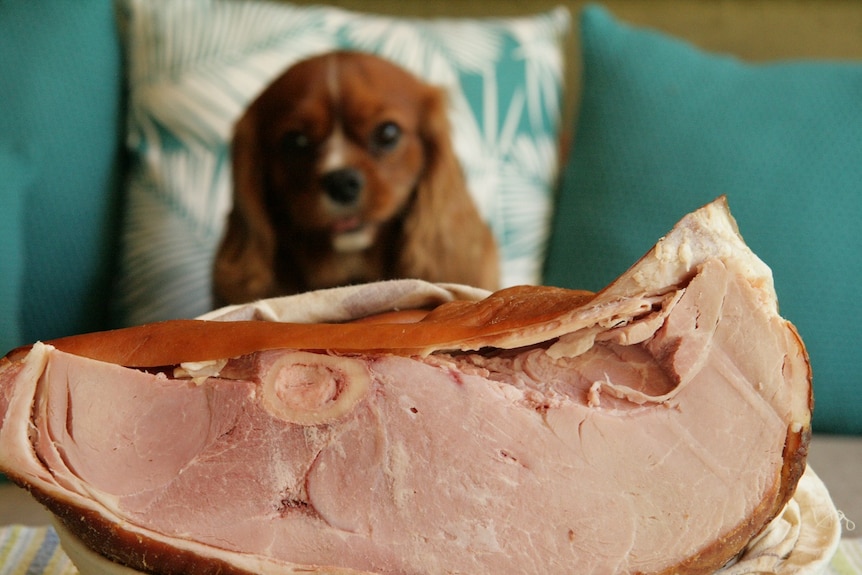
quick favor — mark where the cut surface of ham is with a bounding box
[0,198,812,575]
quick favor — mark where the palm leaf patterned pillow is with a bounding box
[113,0,570,325]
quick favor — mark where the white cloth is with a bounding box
[199,279,490,323]
[717,465,842,575]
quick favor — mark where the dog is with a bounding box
[213,51,499,306]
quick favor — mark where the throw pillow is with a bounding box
[113,0,570,326]
[0,0,123,348]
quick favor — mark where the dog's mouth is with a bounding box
[331,216,377,253]
[331,215,364,235]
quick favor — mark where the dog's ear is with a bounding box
[212,105,278,306]
[399,87,500,291]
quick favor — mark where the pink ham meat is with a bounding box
[0,198,811,575]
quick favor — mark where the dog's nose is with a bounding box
[321,168,364,205]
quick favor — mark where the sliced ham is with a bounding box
[0,197,811,575]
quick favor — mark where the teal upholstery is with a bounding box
[0,150,29,354]
[544,5,862,434]
[0,0,124,350]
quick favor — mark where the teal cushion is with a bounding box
[0,0,123,349]
[0,149,29,355]
[112,0,569,326]
[544,5,862,434]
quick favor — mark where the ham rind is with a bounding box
[0,197,811,575]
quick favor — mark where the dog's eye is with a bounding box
[371,121,402,152]
[282,131,311,153]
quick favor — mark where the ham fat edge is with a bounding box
[0,197,811,575]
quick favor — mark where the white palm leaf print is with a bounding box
[508,9,568,133]
[499,134,560,285]
[339,15,502,76]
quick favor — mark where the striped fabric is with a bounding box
[832,536,862,575]
[0,526,859,574]
[112,0,570,327]
[0,525,76,575]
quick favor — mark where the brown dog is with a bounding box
[213,51,499,306]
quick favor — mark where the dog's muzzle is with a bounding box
[321,168,376,253]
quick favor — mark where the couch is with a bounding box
[1,0,860,438]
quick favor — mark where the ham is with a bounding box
[0,197,811,575]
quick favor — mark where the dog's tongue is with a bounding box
[332,216,363,234]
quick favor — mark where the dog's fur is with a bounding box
[213,51,499,306]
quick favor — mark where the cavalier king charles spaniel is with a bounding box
[213,51,499,306]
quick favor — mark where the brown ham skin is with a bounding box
[15,285,595,368]
[42,502,256,575]
[659,427,810,575]
[30,494,367,575]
